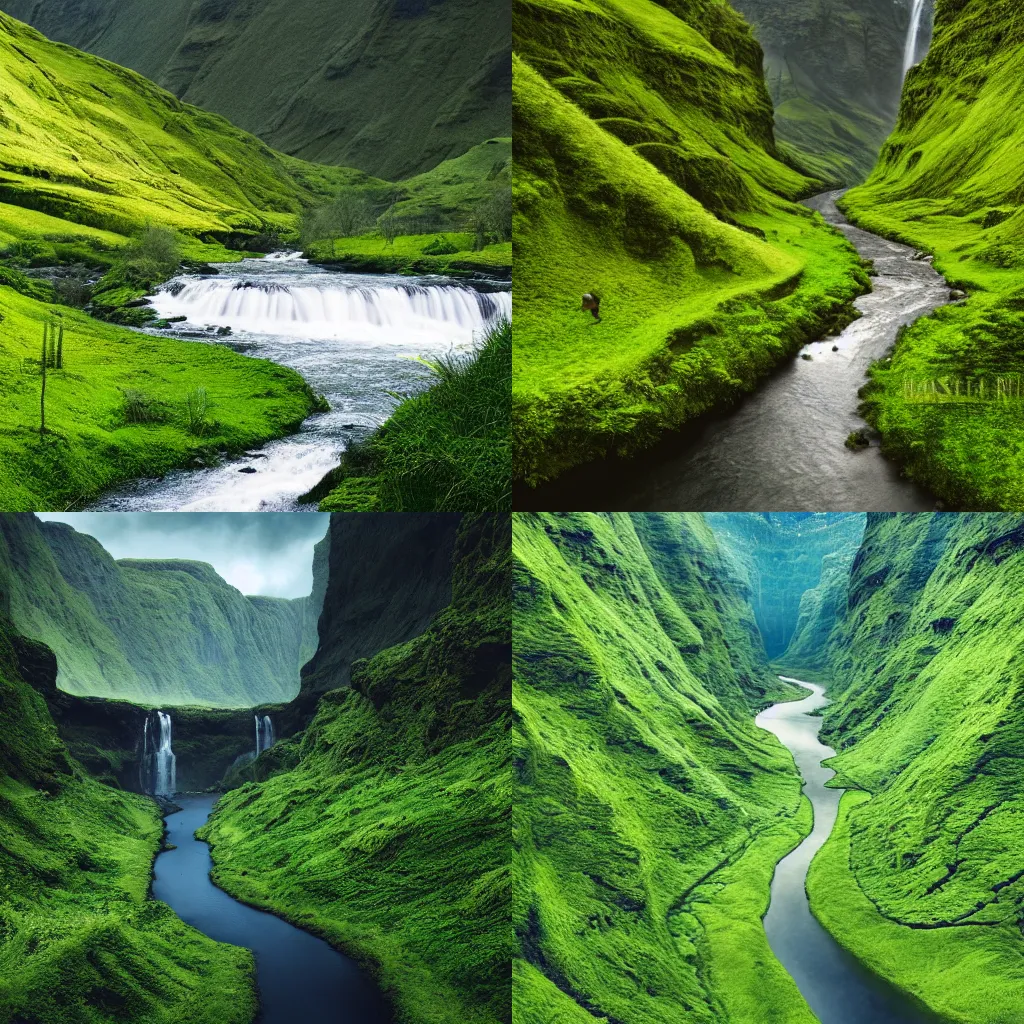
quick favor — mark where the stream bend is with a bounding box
[756,679,939,1024]
[153,794,391,1024]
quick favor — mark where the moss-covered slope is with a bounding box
[808,512,1024,1020]
[0,610,256,1024]
[840,0,1024,509]
[0,513,323,706]
[2,0,510,180]
[200,514,511,1024]
[513,0,868,484]
[731,0,915,185]
[513,512,817,1023]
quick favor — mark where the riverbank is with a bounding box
[0,285,318,511]
[306,233,511,280]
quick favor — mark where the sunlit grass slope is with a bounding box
[513,512,816,1023]
[0,10,366,240]
[513,0,868,484]
[841,0,1024,509]
[0,286,317,510]
[201,515,511,1024]
[0,611,256,1024]
[808,512,1024,1020]
[0,514,317,705]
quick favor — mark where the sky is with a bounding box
[36,513,330,598]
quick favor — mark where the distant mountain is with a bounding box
[0,514,326,706]
[0,0,511,179]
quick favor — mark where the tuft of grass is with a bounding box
[314,319,511,512]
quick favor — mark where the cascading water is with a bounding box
[256,715,275,755]
[87,256,511,512]
[903,0,928,76]
[154,712,177,798]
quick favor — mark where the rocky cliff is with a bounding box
[0,514,323,707]
[513,512,813,1024]
[808,512,1024,1021]
[0,0,510,179]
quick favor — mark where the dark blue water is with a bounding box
[153,794,391,1024]
[757,681,942,1024]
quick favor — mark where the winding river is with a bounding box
[89,255,510,511]
[756,680,939,1023]
[516,191,948,511]
[154,794,391,1024]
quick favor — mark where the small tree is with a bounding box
[39,321,47,436]
[377,204,400,247]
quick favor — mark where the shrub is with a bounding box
[121,389,169,425]
[300,193,375,246]
[52,272,92,308]
[113,227,181,290]
[422,235,460,256]
[184,387,210,436]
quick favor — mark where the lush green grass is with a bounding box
[0,285,319,510]
[3,0,511,181]
[513,0,869,484]
[307,232,511,278]
[806,512,1024,1019]
[513,512,813,1023]
[0,613,257,1024]
[311,320,510,512]
[0,514,321,705]
[200,514,511,1024]
[840,0,1024,510]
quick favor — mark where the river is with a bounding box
[89,254,510,511]
[515,191,948,511]
[755,680,940,1023]
[153,794,391,1024]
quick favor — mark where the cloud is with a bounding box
[35,513,330,598]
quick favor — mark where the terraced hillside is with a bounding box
[513,512,817,1023]
[513,0,868,486]
[1,0,511,180]
[809,512,1024,1021]
[840,0,1024,510]
[0,514,324,705]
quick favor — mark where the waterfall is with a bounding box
[256,714,275,755]
[153,277,512,345]
[153,712,176,798]
[903,0,928,76]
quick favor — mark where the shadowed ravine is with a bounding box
[153,794,392,1024]
[756,680,940,1024]
[516,191,948,511]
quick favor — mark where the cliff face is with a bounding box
[200,513,511,1024]
[513,512,813,1024]
[0,0,510,179]
[0,514,322,707]
[0,607,257,1023]
[808,512,1024,1021]
[731,0,920,184]
[706,512,866,659]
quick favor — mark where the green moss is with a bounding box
[840,0,1024,510]
[200,515,511,1024]
[513,512,813,1022]
[512,0,868,484]
[807,512,1024,1019]
[0,614,257,1024]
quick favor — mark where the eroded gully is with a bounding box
[154,794,391,1024]
[756,680,940,1024]
[516,190,950,511]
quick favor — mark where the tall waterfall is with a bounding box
[154,277,512,345]
[143,712,177,798]
[256,715,275,755]
[903,0,928,76]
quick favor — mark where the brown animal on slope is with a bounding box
[581,293,601,322]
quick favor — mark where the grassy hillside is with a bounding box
[513,0,869,485]
[808,512,1024,1020]
[3,0,511,181]
[201,514,511,1024]
[0,514,322,706]
[706,512,865,659]
[840,0,1024,510]
[731,0,912,184]
[513,512,818,1023]
[0,609,256,1024]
